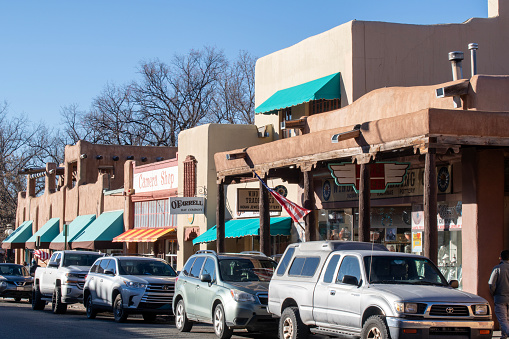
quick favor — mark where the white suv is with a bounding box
[83,256,177,322]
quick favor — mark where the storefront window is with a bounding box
[318,209,354,241]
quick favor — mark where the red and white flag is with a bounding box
[34,250,51,261]
[254,172,311,222]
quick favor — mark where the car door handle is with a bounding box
[196,285,200,290]
[330,290,336,296]
[100,279,103,282]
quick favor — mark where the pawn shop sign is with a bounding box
[328,162,410,193]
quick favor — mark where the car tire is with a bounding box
[213,303,233,339]
[86,294,97,319]
[279,306,309,339]
[113,294,128,323]
[51,286,67,314]
[361,315,390,339]
[32,285,45,310]
[142,312,157,322]
[14,297,21,302]
[175,299,193,332]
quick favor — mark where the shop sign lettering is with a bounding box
[134,165,178,193]
[237,188,282,212]
[169,197,205,214]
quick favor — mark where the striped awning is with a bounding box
[113,228,175,243]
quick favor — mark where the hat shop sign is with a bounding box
[170,197,205,215]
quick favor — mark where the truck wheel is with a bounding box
[86,294,97,319]
[113,294,128,323]
[213,303,233,339]
[32,285,45,310]
[52,287,67,314]
[279,306,309,339]
[361,315,390,339]
[14,297,21,302]
[175,299,193,332]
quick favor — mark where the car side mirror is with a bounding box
[449,279,459,288]
[104,269,115,276]
[342,275,360,286]
[200,273,212,283]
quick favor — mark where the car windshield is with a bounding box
[62,254,103,267]
[118,259,177,276]
[364,255,448,286]
[0,265,29,276]
[219,258,277,282]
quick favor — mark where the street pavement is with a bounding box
[0,297,503,338]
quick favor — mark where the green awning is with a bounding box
[71,210,124,250]
[255,72,341,114]
[50,214,96,251]
[193,217,292,245]
[1,221,33,250]
[26,218,60,249]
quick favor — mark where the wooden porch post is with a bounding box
[358,163,371,242]
[216,180,225,253]
[303,170,316,241]
[424,149,438,264]
[259,177,271,255]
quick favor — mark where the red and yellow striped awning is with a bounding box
[113,228,175,243]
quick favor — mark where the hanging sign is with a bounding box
[237,188,282,212]
[169,197,205,214]
[328,162,410,193]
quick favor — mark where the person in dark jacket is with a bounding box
[489,249,509,339]
[29,259,39,276]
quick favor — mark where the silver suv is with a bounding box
[173,250,278,339]
[83,256,177,322]
[268,241,493,339]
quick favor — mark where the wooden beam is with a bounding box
[282,117,307,130]
[423,149,438,264]
[259,178,270,255]
[435,80,469,98]
[358,163,371,242]
[303,171,316,241]
[216,182,225,253]
[331,124,362,143]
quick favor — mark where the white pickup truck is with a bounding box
[32,250,103,313]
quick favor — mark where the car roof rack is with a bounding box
[195,250,217,256]
[240,251,267,257]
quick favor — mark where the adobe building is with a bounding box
[2,140,177,264]
[211,0,509,314]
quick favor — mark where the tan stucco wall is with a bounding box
[254,0,509,128]
[176,123,274,269]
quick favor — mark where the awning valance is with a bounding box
[50,214,96,250]
[113,227,175,243]
[1,221,33,250]
[71,210,124,250]
[255,72,340,114]
[192,217,292,245]
[26,218,60,249]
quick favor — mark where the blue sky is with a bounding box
[0,0,488,124]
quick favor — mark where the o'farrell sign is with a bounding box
[170,197,205,214]
[134,165,178,193]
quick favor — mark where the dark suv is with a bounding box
[173,250,278,339]
[83,256,177,322]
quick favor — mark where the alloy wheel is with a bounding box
[282,316,294,339]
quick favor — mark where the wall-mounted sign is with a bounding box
[134,165,178,193]
[237,188,282,212]
[328,162,410,193]
[321,166,452,202]
[169,197,205,214]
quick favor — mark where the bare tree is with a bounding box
[0,102,42,225]
[214,51,256,124]
[132,47,228,146]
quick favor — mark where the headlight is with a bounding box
[63,273,81,284]
[473,304,488,315]
[230,289,256,302]
[124,281,146,289]
[394,302,418,314]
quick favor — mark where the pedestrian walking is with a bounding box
[489,249,509,339]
